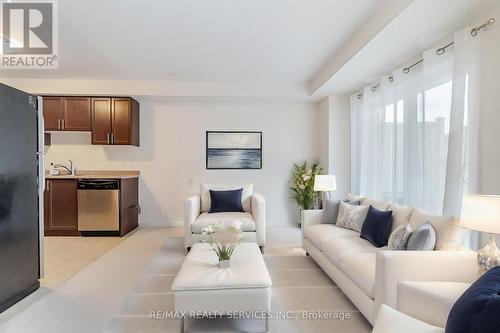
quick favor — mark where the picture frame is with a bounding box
[206,131,262,169]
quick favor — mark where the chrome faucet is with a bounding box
[54,160,75,175]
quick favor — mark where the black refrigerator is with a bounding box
[0,83,44,312]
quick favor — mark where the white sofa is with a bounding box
[372,281,471,332]
[184,184,265,251]
[301,197,478,324]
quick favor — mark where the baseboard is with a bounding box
[139,221,183,227]
[139,221,299,227]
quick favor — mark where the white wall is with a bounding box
[478,6,500,195]
[45,101,318,225]
[316,95,351,199]
[330,95,351,199]
[317,97,330,171]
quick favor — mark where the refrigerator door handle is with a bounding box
[37,96,45,279]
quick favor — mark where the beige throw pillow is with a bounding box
[388,223,412,250]
[337,201,369,232]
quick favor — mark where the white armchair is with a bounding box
[184,185,265,252]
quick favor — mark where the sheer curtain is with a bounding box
[443,28,481,249]
[351,47,453,214]
[351,27,480,222]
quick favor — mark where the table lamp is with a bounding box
[460,194,500,273]
[313,175,336,200]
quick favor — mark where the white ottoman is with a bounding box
[172,242,272,332]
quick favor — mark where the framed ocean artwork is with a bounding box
[206,131,262,169]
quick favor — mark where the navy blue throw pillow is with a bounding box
[208,189,244,213]
[360,206,393,247]
[446,266,500,333]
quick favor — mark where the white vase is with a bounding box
[218,259,231,268]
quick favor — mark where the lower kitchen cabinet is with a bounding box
[119,178,139,237]
[44,179,80,236]
[44,177,139,237]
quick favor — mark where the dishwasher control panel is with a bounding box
[77,179,120,190]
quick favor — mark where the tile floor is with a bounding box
[0,234,125,325]
[0,226,372,332]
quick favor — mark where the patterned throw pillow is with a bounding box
[337,201,369,232]
[388,223,412,250]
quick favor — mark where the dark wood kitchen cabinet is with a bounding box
[63,97,91,131]
[44,179,80,236]
[43,97,63,131]
[43,96,91,131]
[44,176,139,237]
[91,98,112,145]
[91,97,140,146]
[43,95,139,146]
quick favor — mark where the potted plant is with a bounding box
[202,221,242,268]
[290,162,323,226]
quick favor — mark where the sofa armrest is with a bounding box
[251,193,265,246]
[184,194,201,248]
[397,281,471,328]
[372,305,444,333]
[374,250,478,314]
[301,209,323,231]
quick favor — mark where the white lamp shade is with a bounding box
[314,175,337,192]
[460,195,500,234]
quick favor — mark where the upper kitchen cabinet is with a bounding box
[43,96,91,131]
[91,97,140,146]
[63,97,91,131]
[91,98,112,145]
[43,96,63,131]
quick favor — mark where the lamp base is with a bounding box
[478,234,500,274]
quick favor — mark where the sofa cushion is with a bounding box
[398,281,471,328]
[303,224,359,250]
[407,222,436,251]
[347,193,365,203]
[372,305,445,333]
[360,206,393,247]
[409,208,460,250]
[341,252,376,299]
[362,197,390,210]
[446,266,500,333]
[337,201,369,232]
[208,189,244,213]
[321,199,340,224]
[321,235,381,266]
[388,223,412,250]
[201,184,253,213]
[192,212,255,234]
[388,202,414,233]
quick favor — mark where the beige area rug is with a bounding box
[105,236,372,333]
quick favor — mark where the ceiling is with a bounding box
[312,0,500,96]
[0,0,379,82]
[1,0,498,101]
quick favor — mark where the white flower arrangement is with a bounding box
[202,220,243,263]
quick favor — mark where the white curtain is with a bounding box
[443,28,481,249]
[351,27,480,226]
[351,47,453,214]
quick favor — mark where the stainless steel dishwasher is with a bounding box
[77,179,120,231]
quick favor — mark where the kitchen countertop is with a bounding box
[45,170,140,179]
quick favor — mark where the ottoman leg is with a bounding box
[259,246,264,254]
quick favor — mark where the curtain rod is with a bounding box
[356,17,496,100]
